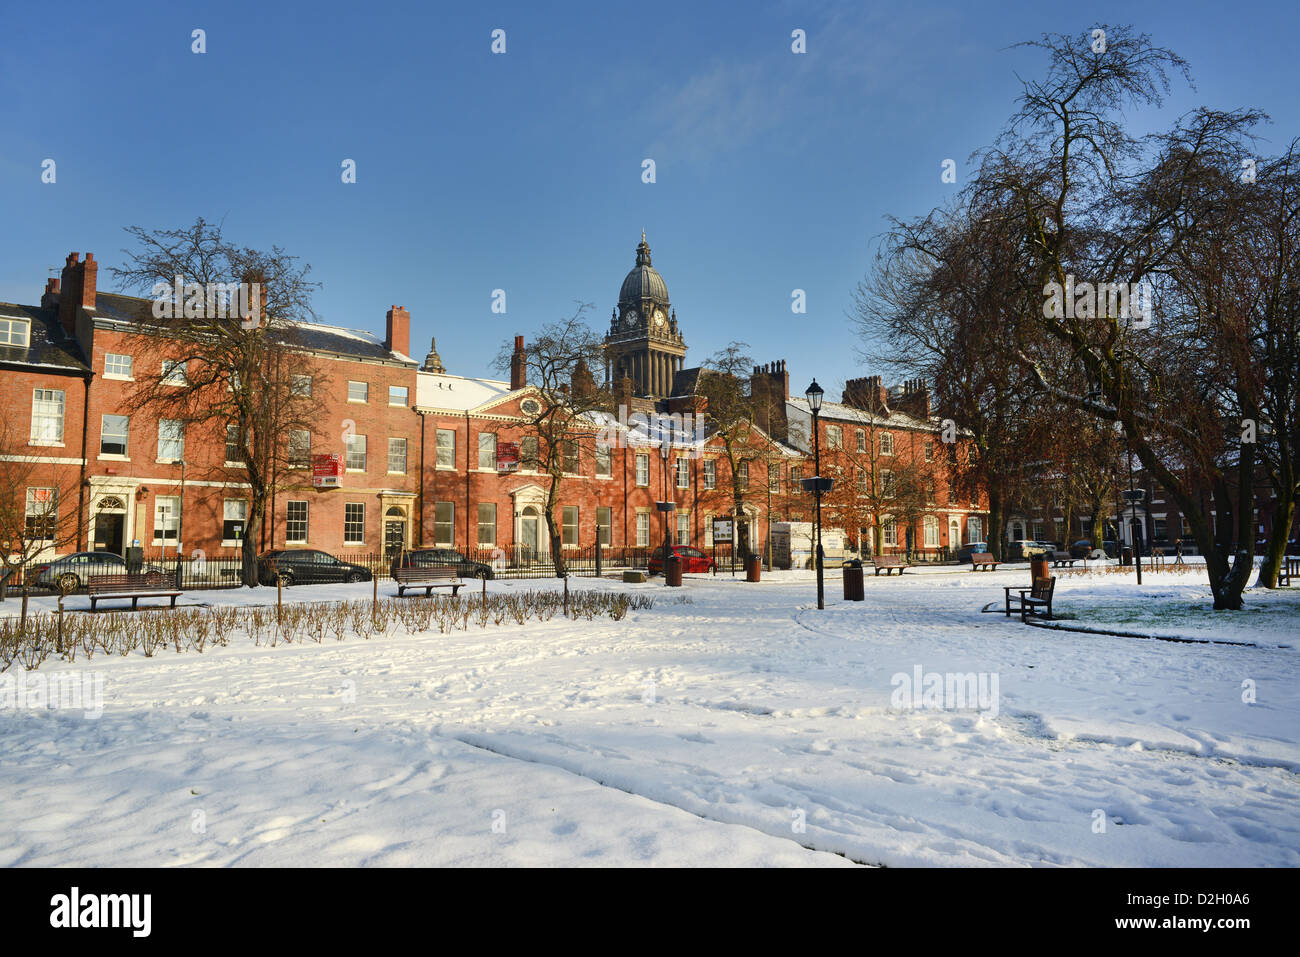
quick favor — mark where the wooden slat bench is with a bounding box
[970,552,999,571]
[1004,577,1056,622]
[393,565,463,597]
[1049,551,1076,568]
[1279,557,1299,587]
[87,572,182,611]
[871,555,907,576]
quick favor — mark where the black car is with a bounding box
[257,549,372,586]
[391,548,495,580]
[955,541,989,563]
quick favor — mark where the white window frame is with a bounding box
[635,512,650,547]
[388,436,408,474]
[0,317,31,347]
[478,433,497,470]
[30,388,65,444]
[345,433,367,472]
[343,502,366,545]
[161,360,188,386]
[635,453,650,487]
[100,414,129,457]
[222,499,249,545]
[153,495,180,544]
[388,385,409,406]
[286,500,309,544]
[157,419,184,462]
[436,428,456,469]
[104,353,133,379]
[477,503,496,546]
[348,380,369,403]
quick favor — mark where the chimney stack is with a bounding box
[895,378,932,418]
[385,305,410,357]
[843,375,889,414]
[57,252,97,338]
[510,334,527,390]
[42,278,60,310]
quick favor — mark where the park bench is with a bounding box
[970,552,999,571]
[1279,557,1299,587]
[393,565,463,597]
[1049,551,1076,568]
[87,572,182,611]
[1004,576,1056,623]
[872,555,907,576]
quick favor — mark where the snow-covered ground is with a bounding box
[2,564,1297,866]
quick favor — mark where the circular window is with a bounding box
[520,398,541,415]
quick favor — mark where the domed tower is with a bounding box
[603,231,687,399]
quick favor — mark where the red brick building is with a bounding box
[0,238,989,569]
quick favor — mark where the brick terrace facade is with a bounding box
[0,242,990,566]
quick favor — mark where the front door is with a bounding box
[520,508,540,559]
[93,512,124,555]
[949,516,962,549]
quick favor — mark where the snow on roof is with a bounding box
[416,371,512,412]
[787,396,940,432]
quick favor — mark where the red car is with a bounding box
[648,544,716,575]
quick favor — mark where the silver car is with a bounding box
[34,551,162,592]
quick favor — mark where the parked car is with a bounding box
[648,544,716,575]
[257,549,372,586]
[1006,540,1051,561]
[391,548,494,581]
[955,541,989,563]
[33,551,164,593]
[1069,539,1112,559]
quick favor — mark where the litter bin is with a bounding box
[842,559,864,601]
[745,555,761,582]
[1120,546,1133,567]
[1030,554,1050,583]
[664,555,682,587]
[125,546,144,574]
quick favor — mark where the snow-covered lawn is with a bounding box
[2,564,1297,866]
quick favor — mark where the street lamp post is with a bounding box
[657,420,676,587]
[804,380,828,610]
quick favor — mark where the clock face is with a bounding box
[623,309,638,329]
[654,309,666,327]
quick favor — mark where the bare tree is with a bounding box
[495,305,611,579]
[695,342,764,560]
[111,218,329,585]
[0,419,85,624]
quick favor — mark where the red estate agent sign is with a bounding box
[497,441,520,473]
[312,453,342,488]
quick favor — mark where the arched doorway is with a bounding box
[93,496,127,555]
[519,506,542,560]
[383,506,407,559]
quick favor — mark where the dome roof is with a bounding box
[618,232,669,307]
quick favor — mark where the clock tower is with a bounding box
[603,232,687,399]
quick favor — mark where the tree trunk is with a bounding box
[545,474,566,578]
[987,487,1004,561]
[1256,496,1294,588]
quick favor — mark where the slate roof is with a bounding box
[0,301,91,372]
[92,292,411,365]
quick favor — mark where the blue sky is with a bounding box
[3,0,1297,397]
